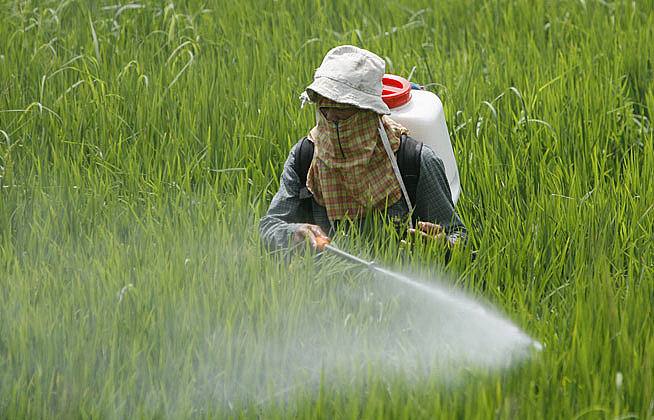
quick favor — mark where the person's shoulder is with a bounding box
[417,143,445,169]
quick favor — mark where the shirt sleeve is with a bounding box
[258,144,311,252]
[413,145,468,245]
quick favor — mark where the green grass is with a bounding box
[1,0,653,418]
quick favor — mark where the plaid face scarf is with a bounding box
[306,97,408,222]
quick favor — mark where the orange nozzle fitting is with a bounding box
[315,236,329,251]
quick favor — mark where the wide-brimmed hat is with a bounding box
[303,45,391,115]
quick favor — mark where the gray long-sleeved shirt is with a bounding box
[259,140,467,252]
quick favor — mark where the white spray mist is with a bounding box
[196,260,540,407]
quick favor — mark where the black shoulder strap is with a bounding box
[397,134,423,208]
[294,136,314,187]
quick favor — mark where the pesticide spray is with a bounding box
[199,237,541,408]
[212,236,543,404]
[313,236,541,369]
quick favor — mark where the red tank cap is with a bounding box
[382,74,412,109]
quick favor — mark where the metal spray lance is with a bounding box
[315,236,378,271]
[313,236,420,290]
[314,236,456,299]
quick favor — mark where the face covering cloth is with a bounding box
[306,97,408,222]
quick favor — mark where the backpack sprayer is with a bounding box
[382,74,460,204]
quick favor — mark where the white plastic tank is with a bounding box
[382,74,460,204]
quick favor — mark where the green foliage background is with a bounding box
[1,0,653,418]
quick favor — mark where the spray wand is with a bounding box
[314,235,454,305]
[315,236,462,302]
[312,236,420,288]
[315,236,379,271]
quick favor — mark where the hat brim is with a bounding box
[306,77,391,115]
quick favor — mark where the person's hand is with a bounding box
[406,221,454,247]
[294,224,329,251]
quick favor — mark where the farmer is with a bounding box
[259,45,467,252]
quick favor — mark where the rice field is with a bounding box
[1,0,653,418]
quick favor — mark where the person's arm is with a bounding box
[411,145,467,246]
[258,145,328,252]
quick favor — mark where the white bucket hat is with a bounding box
[302,45,391,115]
